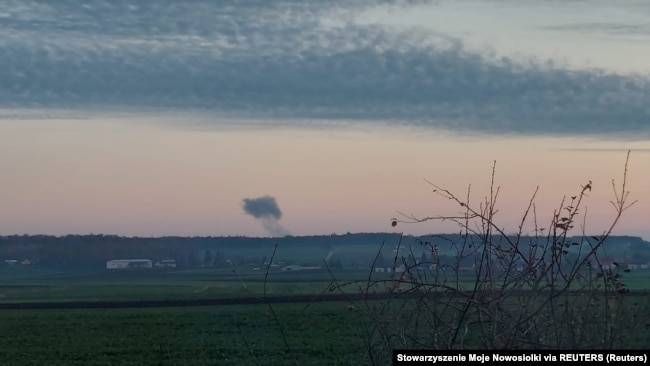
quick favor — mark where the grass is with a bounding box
[1,264,650,364]
[0,303,372,366]
[352,286,650,351]
[1,265,649,303]
[0,266,407,303]
[1,295,648,365]
[0,277,343,304]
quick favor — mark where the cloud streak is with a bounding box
[1,0,650,138]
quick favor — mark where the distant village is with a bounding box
[4,256,649,274]
[2,233,650,276]
[102,258,325,272]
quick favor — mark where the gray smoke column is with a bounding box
[242,195,290,237]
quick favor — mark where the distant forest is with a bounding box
[1,233,649,270]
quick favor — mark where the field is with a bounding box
[0,266,375,365]
[0,304,372,366]
[0,265,391,303]
[1,264,650,365]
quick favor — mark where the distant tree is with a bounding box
[188,251,199,268]
[419,251,428,266]
[328,257,343,269]
[373,251,389,268]
[203,250,214,267]
[404,253,418,268]
[214,251,225,266]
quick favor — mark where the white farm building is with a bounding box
[106,259,153,270]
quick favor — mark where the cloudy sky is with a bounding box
[1,0,649,239]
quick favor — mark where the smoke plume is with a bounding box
[242,195,290,237]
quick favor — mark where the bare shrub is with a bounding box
[331,151,649,358]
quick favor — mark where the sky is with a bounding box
[1,0,649,239]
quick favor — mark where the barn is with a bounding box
[106,259,153,270]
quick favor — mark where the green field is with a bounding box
[0,267,378,364]
[0,303,371,366]
[0,266,384,303]
[1,264,650,364]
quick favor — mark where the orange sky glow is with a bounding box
[1,116,647,239]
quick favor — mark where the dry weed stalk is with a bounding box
[333,151,647,358]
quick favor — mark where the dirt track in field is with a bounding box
[1,290,648,310]
[0,293,395,310]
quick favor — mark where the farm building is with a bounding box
[281,265,321,272]
[374,265,406,273]
[106,259,153,270]
[155,259,177,268]
[282,265,302,271]
[598,261,616,270]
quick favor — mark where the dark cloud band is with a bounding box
[1,0,649,138]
